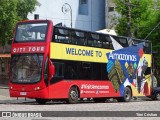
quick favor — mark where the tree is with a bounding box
[114,0,160,85]
[139,3,160,85]
[0,0,18,47]
[17,0,40,20]
[114,0,153,37]
[0,0,39,47]
[114,0,160,45]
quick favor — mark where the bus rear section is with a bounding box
[49,40,152,103]
[9,20,153,104]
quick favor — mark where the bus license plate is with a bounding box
[20,92,27,96]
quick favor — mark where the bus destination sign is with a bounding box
[12,46,45,53]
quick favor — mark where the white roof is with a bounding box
[96,29,117,36]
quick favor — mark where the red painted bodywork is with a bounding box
[9,20,53,99]
[9,79,120,99]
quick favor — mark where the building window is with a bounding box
[108,7,115,12]
[79,0,88,15]
[80,0,87,4]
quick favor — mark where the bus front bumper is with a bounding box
[9,88,49,99]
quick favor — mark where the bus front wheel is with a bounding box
[36,98,48,104]
[117,87,132,102]
[67,86,79,104]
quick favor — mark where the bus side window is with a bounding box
[93,39,102,47]
[72,30,86,45]
[53,27,70,43]
[132,39,151,54]
[64,65,77,79]
[54,62,64,78]
[112,36,128,47]
[144,42,151,54]
[91,34,102,47]
[102,35,113,49]
[87,33,93,46]
[88,39,93,46]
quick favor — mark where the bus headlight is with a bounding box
[34,87,40,91]
[37,87,40,90]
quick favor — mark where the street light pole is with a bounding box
[127,0,131,37]
[62,3,72,28]
[120,0,132,37]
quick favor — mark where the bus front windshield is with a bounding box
[15,22,48,42]
[10,54,43,83]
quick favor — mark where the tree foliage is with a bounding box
[0,0,18,46]
[114,0,160,48]
[0,0,39,46]
[114,0,160,84]
[17,0,40,20]
[114,0,153,37]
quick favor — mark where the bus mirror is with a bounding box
[49,60,55,79]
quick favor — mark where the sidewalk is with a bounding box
[0,84,9,89]
[0,87,35,104]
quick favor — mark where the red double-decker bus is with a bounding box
[9,20,153,104]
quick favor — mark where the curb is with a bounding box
[0,87,9,89]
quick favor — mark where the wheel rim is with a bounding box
[70,90,78,101]
[125,89,130,100]
[156,93,160,100]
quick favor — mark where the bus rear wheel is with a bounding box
[67,86,79,104]
[36,98,48,104]
[152,92,160,100]
[117,87,132,102]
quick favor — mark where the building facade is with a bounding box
[28,0,105,31]
[105,0,119,29]
[0,44,11,84]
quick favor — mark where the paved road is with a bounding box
[0,88,160,120]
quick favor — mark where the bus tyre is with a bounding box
[67,86,79,104]
[152,92,160,100]
[36,98,47,104]
[117,87,132,102]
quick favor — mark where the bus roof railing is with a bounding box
[53,26,151,53]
